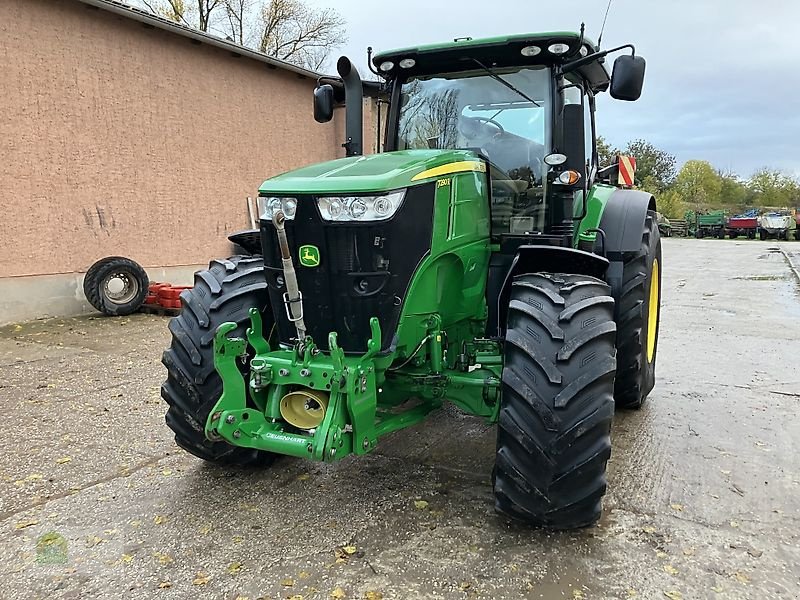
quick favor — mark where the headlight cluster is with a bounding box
[258,196,297,220]
[317,190,406,222]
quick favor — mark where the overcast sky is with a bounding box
[306,0,800,179]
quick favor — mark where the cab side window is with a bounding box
[489,166,545,239]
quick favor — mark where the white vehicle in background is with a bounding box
[758,213,797,241]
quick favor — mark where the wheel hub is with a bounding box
[103,272,139,305]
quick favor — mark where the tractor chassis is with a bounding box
[206,308,502,462]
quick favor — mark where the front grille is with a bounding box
[260,183,435,353]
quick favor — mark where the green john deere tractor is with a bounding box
[162,31,662,529]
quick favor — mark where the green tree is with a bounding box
[623,139,676,190]
[674,160,722,205]
[596,135,619,168]
[747,168,800,208]
[717,171,749,207]
[657,188,687,219]
[636,174,660,195]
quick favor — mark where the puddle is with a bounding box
[731,275,790,281]
[529,571,590,599]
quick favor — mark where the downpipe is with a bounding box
[337,56,363,157]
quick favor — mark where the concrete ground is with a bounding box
[1,238,798,600]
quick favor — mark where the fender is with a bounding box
[227,229,262,256]
[492,245,609,337]
[598,189,656,307]
[598,189,657,254]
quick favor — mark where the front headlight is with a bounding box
[257,196,297,220]
[317,190,406,222]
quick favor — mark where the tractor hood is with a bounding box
[259,149,484,195]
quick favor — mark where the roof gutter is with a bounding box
[76,0,321,80]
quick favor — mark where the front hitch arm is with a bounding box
[205,322,248,439]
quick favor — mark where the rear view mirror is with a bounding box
[610,55,646,101]
[313,84,334,123]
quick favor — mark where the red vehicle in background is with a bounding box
[727,215,758,239]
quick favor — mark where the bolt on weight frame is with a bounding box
[206,308,503,461]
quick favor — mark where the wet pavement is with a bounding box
[1,238,798,600]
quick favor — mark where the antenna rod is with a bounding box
[598,0,613,47]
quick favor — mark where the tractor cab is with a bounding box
[315,32,645,247]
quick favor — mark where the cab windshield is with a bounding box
[397,66,550,183]
[397,66,551,235]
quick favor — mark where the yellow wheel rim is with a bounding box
[646,259,659,363]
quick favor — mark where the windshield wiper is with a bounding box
[468,58,541,107]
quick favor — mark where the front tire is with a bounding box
[613,210,662,409]
[494,273,617,529]
[161,255,275,466]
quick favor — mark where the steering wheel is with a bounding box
[460,116,505,140]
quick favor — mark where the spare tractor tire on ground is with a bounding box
[494,273,617,529]
[613,210,662,409]
[161,255,276,467]
[83,256,149,316]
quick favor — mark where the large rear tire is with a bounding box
[613,210,662,409]
[161,255,275,466]
[494,273,617,529]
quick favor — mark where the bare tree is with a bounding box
[138,0,189,25]
[197,0,225,31]
[221,0,250,44]
[258,0,346,69]
[399,82,460,149]
[129,0,347,70]
[137,0,226,32]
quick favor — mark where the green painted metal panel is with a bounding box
[259,149,482,195]
[577,183,616,244]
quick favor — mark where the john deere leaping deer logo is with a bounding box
[299,245,320,267]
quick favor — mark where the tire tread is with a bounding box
[495,273,616,529]
[613,212,661,409]
[161,255,274,467]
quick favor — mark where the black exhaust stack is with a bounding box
[337,56,363,157]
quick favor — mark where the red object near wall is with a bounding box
[145,283,191,308]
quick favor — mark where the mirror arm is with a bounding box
[562,43,635,74]
[366,46,382,77]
